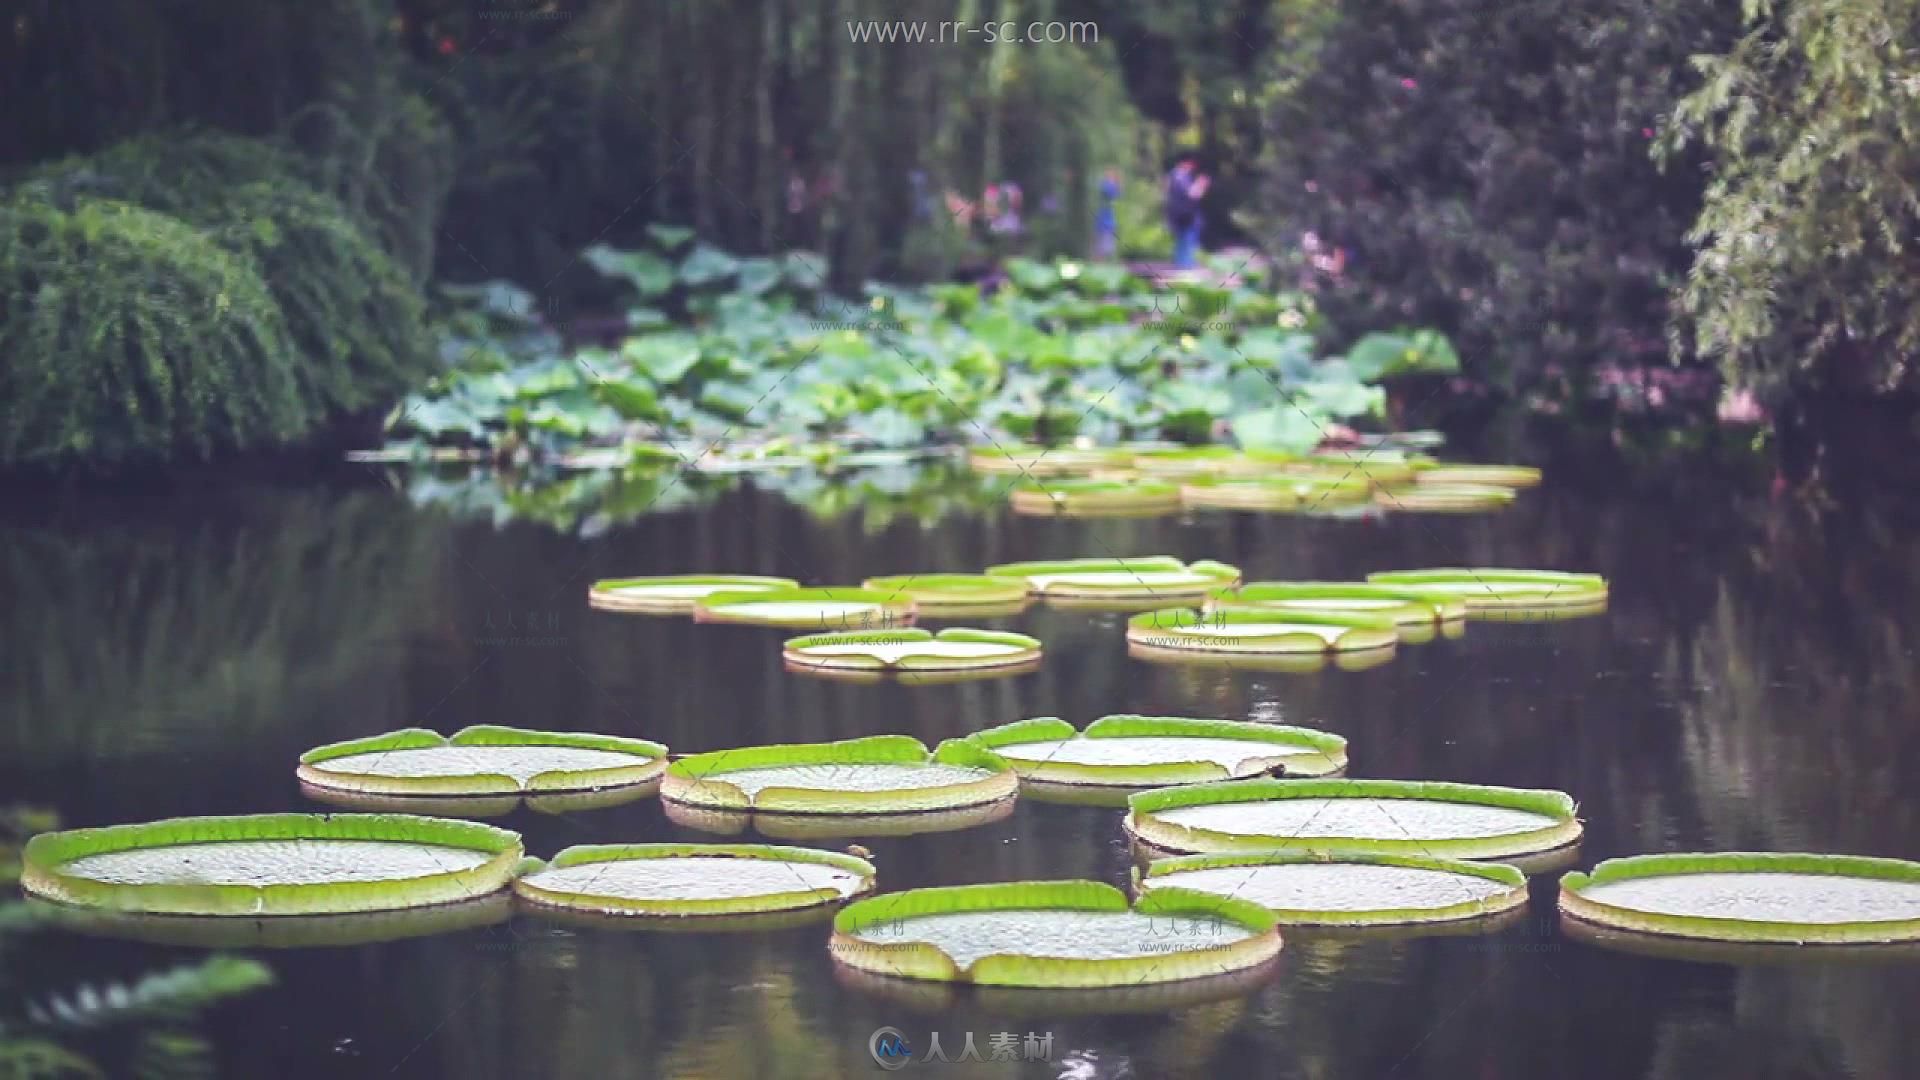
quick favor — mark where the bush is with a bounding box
[12,132,438,458]
[0,194,307,468]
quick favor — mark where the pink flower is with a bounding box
[1400,78,1417,90]
[1641,127,1654,139]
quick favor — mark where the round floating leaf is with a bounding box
[298,726,669,797]
[661,735,1018,815]
[1294,452,1422,488]
[299,781,658,820]
[1376,483,1517,514]
[1125,778,1583,860]
[985,557,1242,600]
[967,444,1129,476]
[1205,582,1467,627]
[1126,607,1401,656]
[1127,641,1400,674]
[664,795,1017,841]
[1416,464,1542,488]
[30,892,512,949]
[1180,475,1373,510]
[514,843,876,918]
[693,587,917,629]
[1367,568,1608,615]
[783,628,1042,673]
[1128,446,1252,479]
[1136,850,1528,927]
[833,944,1280,1015]
[589,574,799,613]
[860,574,1032,612]
[1559,852,1920,945]
[22,814,525,916]
[966,715,1348,795]
[829,880,1282,987]
[1008,479,1182,517]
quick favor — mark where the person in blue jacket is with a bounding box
[1093,169,1120,259]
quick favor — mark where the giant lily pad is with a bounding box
[1204,582,1467,627]
[860,573,1031,614]
[833,950,1281,1015]
[1135,851,1528,927]
[589,574,799,613]
[1179,475,1372,511]
[1292,452,1422,488]
[985,557,1241,600]
[1559,853,1920,945]
[514,843,876,918]
[1375,483,1517,514]
[1416,464,1542,488]
[1124,778,1583,861]
[664,796,1016,841]
[783,628,1042,673]
[298,726,668,798]
[660,735,1017,814]
[693,587,917,629]
[828,880,1282,987]
[967,444,1127,476]
[1008,479,1182,517]
[1126,608,1401,657]
[1367,568,1608,616]
[21,814,524,916]
[967,715,1347,804]
[1128,446,1250,479]
[1128,642,1400,674]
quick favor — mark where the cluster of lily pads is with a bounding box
[980,443,1540,518]
[371,238,1459,473]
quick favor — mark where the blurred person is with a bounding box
[1093,168,1120,259]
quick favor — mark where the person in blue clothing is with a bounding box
[1093,168,1120,259]
[1164,155,1209,269]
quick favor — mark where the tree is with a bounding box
[1661,0,1920,400]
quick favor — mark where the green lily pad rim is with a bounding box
[828,879,1282,986]
[693,587,917,624]
[1367,568,1608,594]
[782,627,1043,670]
[1007,478,1184,507]
[861,574,1034,605]
[1126,606,1404,654]
[21,813,525,917]
[661,735,1018,814]
[965,715,1348,787]
[1125,777,1583,859]
[589,573,800,596]
[297,725,670,796]
[1559,851,1920,944]
[513,842,877,917]
[984,557,1243,596]
[1135,849,1530,926]
[1204,582,1468,623]
[1416,464,1543,487]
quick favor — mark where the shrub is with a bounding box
[21,131,436,427]
[0,194,307,468]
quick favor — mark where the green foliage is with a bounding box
[383,235,1436,465]
[0,194,307,467]
[1253,0,1741,387]
[26,132,436,417]
[1660,0,1920,398]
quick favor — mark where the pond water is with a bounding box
[4,460,1918,1079]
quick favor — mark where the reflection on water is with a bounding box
[2,465,1918,1078]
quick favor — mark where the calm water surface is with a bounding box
[4,462,1917,1079]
